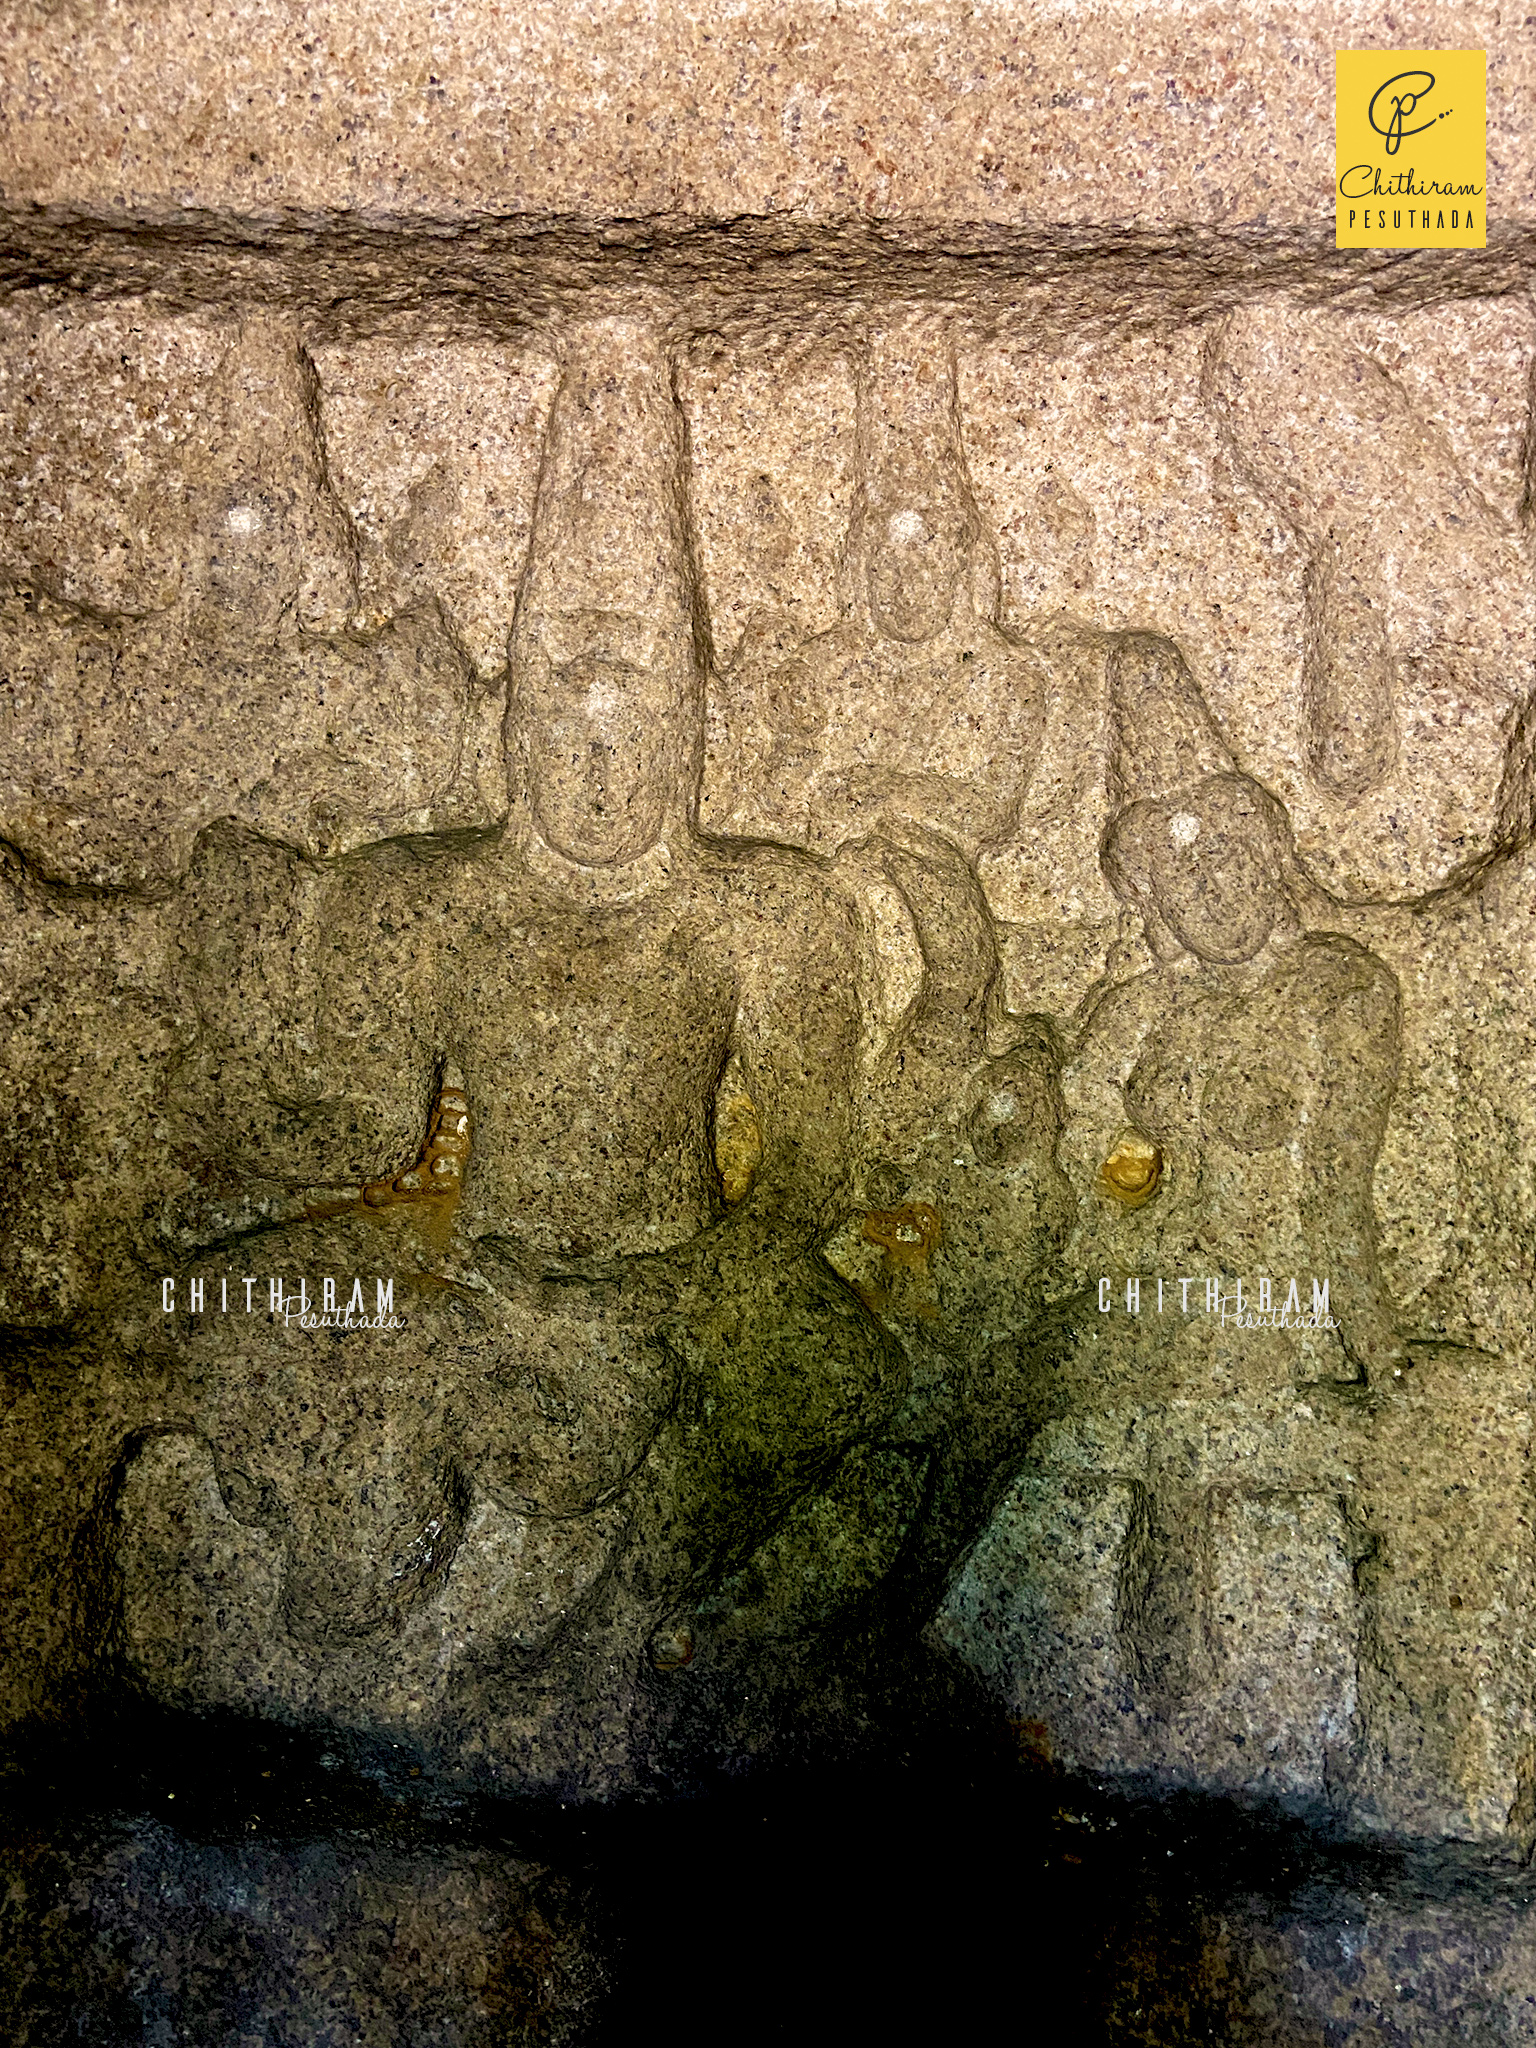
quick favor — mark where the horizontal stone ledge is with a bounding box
[0,0,1528,229]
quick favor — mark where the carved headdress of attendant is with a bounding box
[849,314,1000,644]
[1100,633,1299,967]
[187,313,359,646]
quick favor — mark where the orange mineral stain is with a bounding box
[859,1200,943,1320]
[308,1075,472,1257]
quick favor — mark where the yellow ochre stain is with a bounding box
[308,1073,471,1257]
[858,1201,944,1321]
[1099,1132,1163,1208]
[713,1055,764,1205]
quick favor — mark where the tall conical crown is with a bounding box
[1106,632,1236,811]
[514,318,698,686]
[859,316,975,523]
[508,319,704,860]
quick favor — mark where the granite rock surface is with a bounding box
[0,0,1534,2031]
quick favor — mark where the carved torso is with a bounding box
[1063,934,1401,1367]
[174,830,861,1267]
[717,614,1046,854]
[441,872,737,1258]
[1127,979,1305,1159]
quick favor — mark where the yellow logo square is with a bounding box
[1336,50,1486,248]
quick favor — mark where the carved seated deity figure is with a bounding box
[709,321,1049,861]
[1060,632,1405,1390]
[111,319,921,1777]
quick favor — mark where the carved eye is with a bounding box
[1099,1132,1163,1207]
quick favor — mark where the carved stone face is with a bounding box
[1147,777,1288,965]
[521,652,680,866]
[865,504,969,643]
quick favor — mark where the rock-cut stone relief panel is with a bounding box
[670,293,1530,1838]
[960,297,1535,905]
[929,630,1536,1839]
[103,318,959,1780]
[0,305,506,887]
[0,293,1532,1837]
[927,632,1407,1813]
[74,312,1076,1785]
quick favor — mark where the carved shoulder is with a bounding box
[172,828,444,1186]
[1071,969,1175,1076]
[714,842,861,974]
[1284,933,1402,1047]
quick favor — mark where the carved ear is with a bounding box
[502,634,549,804]
[1138,900,1185,964]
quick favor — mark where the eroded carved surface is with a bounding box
[0,281,1532,1853]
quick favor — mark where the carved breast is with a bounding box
[1126,981,1303,1158]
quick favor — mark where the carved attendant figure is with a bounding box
[0,313,483,891]
[717,318,1048,860]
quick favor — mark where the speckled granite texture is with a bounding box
[0,1,1533,2038]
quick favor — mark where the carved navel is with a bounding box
[1099,1132,1163,1207]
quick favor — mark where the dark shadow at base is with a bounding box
[14,1684,1515,2046]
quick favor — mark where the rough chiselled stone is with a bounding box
[0,0,1534,2030]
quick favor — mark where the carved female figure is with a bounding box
[1061,633,1405,1388]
